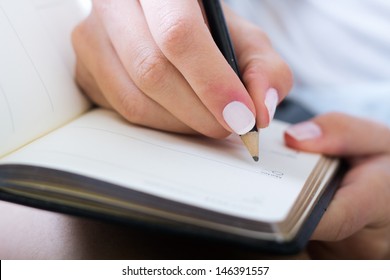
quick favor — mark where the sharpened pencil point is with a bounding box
[240,128,259,162]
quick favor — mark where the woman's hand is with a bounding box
[72,0,292,138]
[285,113,390,259]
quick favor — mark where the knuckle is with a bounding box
[243,55,293,96]
[71,13,97,54]
[328,200,356,241]
[243,27,294,95]
[117,90,146,125]
[243,59,264,78]
[134,48,169,92]
[242,58,268,86]
[333,214,358,241]
[159,14,194,56]
[74,62,110,108]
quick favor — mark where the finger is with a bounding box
[140,0,257,135]
[285,112,390,156]
[72,12,194,134]
[92,0,229,138]
[72,20,111,109]
[312,155,390,241]
[74,59,111,109]
[224,5,293,128]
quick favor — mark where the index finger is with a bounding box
[224,4,293,128]
[140,0,256,135]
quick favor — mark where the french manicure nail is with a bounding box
[286,121,322,141]
[265,88,279,125]
[223,101,255,135]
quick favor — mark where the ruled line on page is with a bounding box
[0,3,54,112]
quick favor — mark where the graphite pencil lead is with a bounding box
[240,129,259,162]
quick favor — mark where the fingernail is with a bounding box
[264,88,279,125]
[286,121,322,141]
[223,101,256,135]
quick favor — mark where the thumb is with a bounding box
[284,112,390,156]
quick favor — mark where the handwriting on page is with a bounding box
[72,125,287,180]
[1,109,321,220]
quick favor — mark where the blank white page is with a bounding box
[0,0,90,157]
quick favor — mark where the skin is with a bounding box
[286,113,390,259]
[1,1,389,259]
[71,0,292,137]
[70,0,390,259]
[1,114,389,259]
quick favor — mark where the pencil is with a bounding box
[201,0,259,162]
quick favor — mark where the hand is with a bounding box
[72,0,292,138]
[285,113,390,259]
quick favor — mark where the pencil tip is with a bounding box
[240,129,259,162]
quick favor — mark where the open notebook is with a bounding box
[0,0,341,253]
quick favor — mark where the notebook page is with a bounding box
[0,0,90,157]
[1,109,323,223]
